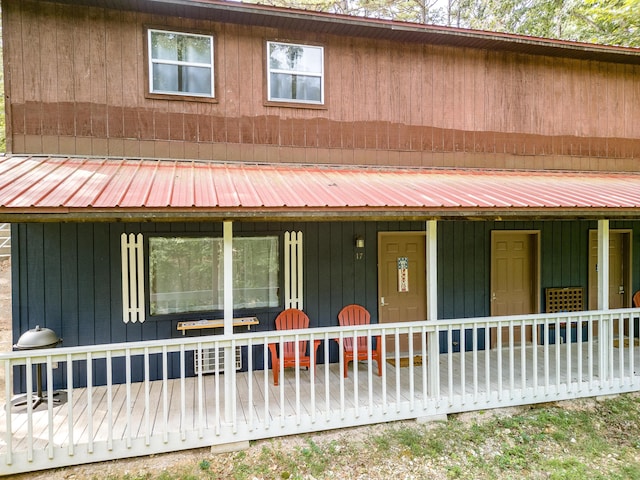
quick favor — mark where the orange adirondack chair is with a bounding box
[268,308,321,386]
[335,304,382,378]
[633,291,640,308]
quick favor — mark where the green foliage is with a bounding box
[247,0,640,46]
[571,0,640,47]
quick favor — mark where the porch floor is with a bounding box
[2,341,638,457]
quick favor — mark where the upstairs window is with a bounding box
[267,41,324,105]
[148,29,214,98]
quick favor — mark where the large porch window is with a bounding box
[148,236,279,315]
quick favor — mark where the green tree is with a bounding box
[248,0,640,47]
[570,0,640,47]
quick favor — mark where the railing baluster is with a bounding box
[555,317,561,392]
[609,314,615,385]
[324,332,331,422]
[264,340,270,430]
[180,345,186,442]
[497,323,503,401]
[484,324,490,403]
[577,318,583,391]
[532,319,538,395]
[368,329,374,417]
[4,359,12,466]
[408,325,414,412]
[566,316,572,393]
[352,330,359,419]
[124,350,131,449]
[162,346,168,443]
[339,331,345,420]
[87,352,94,453]
[106,351,113,451]
[214,342,220,436]
[587,315,602,390]
[629,313,635,386]
[197,342,204,439]
[520,318,526,392]
[543,319,549,394]
[472,323,478,402]
[447,326,453,405]
[26,357,33,463]
[310,333,316,424]
[394,328,400,413]
[66,354,74,456]
[421,326,427,411]
[279,337,285,427]
[508,320,514,397]
[144,347,150,446]
[247,338,254,431]
[46,356,54,459]
[295,334,301,425]
[381,329,387,414]
[231,339,238,434]
[460,324,466,401]
[619,313,625,384]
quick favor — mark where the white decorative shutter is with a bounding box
[284,231,303,309]
[121,233,146,323]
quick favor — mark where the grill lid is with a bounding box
[14,325,62,350]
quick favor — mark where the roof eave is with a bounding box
[40,0,640,65]
[1,206,639,223]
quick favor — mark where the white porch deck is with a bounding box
[2,310,640,475]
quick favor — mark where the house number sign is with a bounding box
[397,257,409,292]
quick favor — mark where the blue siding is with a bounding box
[11,219,640,387]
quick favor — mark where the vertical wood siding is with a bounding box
[4,0,640,168]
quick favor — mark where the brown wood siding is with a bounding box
[4,0,640,170]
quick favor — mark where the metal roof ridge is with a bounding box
[6,155,640,178]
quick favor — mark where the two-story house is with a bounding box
[1,0,640,474]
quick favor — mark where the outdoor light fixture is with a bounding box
[355,235,365,249]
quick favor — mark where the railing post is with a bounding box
[597,219,610,383]
[223,220,235,421]
[426,220,439,399]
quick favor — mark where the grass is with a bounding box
[82,393,640,479]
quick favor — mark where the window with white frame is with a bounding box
[267,41,324,104]
[148,236,279,316]
[148,29,214,97]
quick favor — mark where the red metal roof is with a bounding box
[1,156,640,221]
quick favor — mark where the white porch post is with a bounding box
[426,220,439,398]
[597,219,610,381]
[223,221,235,419]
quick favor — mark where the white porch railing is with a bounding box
[1,309,640,475]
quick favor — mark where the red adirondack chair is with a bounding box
[268,308,321,386]
[335,304,382,378]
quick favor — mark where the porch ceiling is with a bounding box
[1,156,640,222]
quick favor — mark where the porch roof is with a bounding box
[1,155,640,222]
